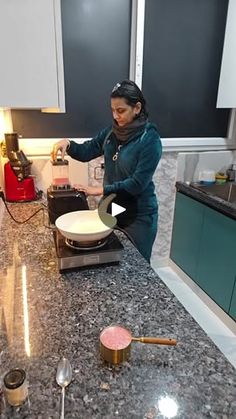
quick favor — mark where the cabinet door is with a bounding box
[143,0,229,137]
[229,279,236,320]
[170,193,204,278]
[196,206,236,312]
[0,0,64,109]
[11,0,131,137]
[217,0,236,108]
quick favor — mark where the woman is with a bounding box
[51,80,162,262]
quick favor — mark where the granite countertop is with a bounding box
[0,202,236,418]
[176,181,236,220]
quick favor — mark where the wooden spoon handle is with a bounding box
[132,337,177,345]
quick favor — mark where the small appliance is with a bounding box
[53,230,123,272]
[47,158,89,224]
[227,163,236,182]
[49,159,124,270]
[4,133,36,202]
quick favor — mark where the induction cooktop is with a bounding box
[53,230,124,272]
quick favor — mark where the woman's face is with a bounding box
[111,98,141,127]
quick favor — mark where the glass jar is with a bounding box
[51,159,69,187]
[3,368,28,406]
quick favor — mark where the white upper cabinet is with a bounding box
[0,0,65,111]
[217,0,236,108]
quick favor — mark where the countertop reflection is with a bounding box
[1,245,31,359]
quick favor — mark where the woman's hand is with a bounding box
[51,139,70,161]
[75,185,103,196]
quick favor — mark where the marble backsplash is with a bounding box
[151,152,178,263]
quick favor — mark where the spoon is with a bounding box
[56,357,72,419]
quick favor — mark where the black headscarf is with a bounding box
[112,113,147,142]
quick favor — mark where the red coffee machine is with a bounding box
[4,133,36,202]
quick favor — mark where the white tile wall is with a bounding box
[177,150,236,182]
[0,138,89,193]
[29,156,88,193]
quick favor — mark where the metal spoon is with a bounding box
[56,357,72,419]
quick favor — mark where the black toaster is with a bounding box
[47,186,89,225]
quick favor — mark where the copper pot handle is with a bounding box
[132,337,177,346]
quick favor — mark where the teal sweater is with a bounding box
[67,122,162,216]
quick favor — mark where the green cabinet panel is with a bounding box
[170,193,204,278]
[196,206,236,312]
[171,191,236,317]
[229,280,236,320]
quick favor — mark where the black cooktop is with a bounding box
[53,230,124,272]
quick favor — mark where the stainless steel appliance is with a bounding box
[53,230,123,272]
[50,160,123,270]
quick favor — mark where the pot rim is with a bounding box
[99,324,132,351]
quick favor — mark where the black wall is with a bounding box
[142,0,230,137]
[11,0,131,138]
[12,0,230,139]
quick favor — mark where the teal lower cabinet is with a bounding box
[196,206,236,313]
[170,193,204,278]
[229,279,236,321]
[171,191,236,318]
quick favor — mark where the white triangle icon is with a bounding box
[111,202,126,217]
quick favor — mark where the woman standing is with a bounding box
[52,80,162,262]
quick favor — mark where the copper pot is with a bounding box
[99,325,177,365]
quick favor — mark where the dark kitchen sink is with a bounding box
[191,182,236,204]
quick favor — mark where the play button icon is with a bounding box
[111,202,126,217]
[98,192,138,230]
[97,193,118,229]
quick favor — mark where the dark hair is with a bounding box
[111,79,148,117]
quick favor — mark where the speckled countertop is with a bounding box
[176,181,236,220]
[0,202,236,418]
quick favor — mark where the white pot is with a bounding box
[55,209,112,242]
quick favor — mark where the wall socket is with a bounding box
[94,163,104,180]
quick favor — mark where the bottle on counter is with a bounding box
[215,172,228,184]
[3,368,28,406]
[198,169,215,184]
[226,163,236,181]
